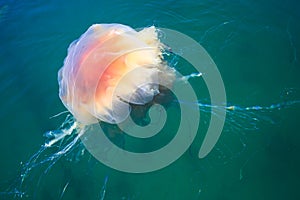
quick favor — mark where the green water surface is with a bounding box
[1,0,300,199]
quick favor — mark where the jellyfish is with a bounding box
[7,23,300,198]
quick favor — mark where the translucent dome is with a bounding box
[58,24,175,125]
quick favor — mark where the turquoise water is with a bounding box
[1,0,300,199]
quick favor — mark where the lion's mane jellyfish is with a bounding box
[58,24,176,125]
[8,23,299,198]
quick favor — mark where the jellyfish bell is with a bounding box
[58,23,176,125]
